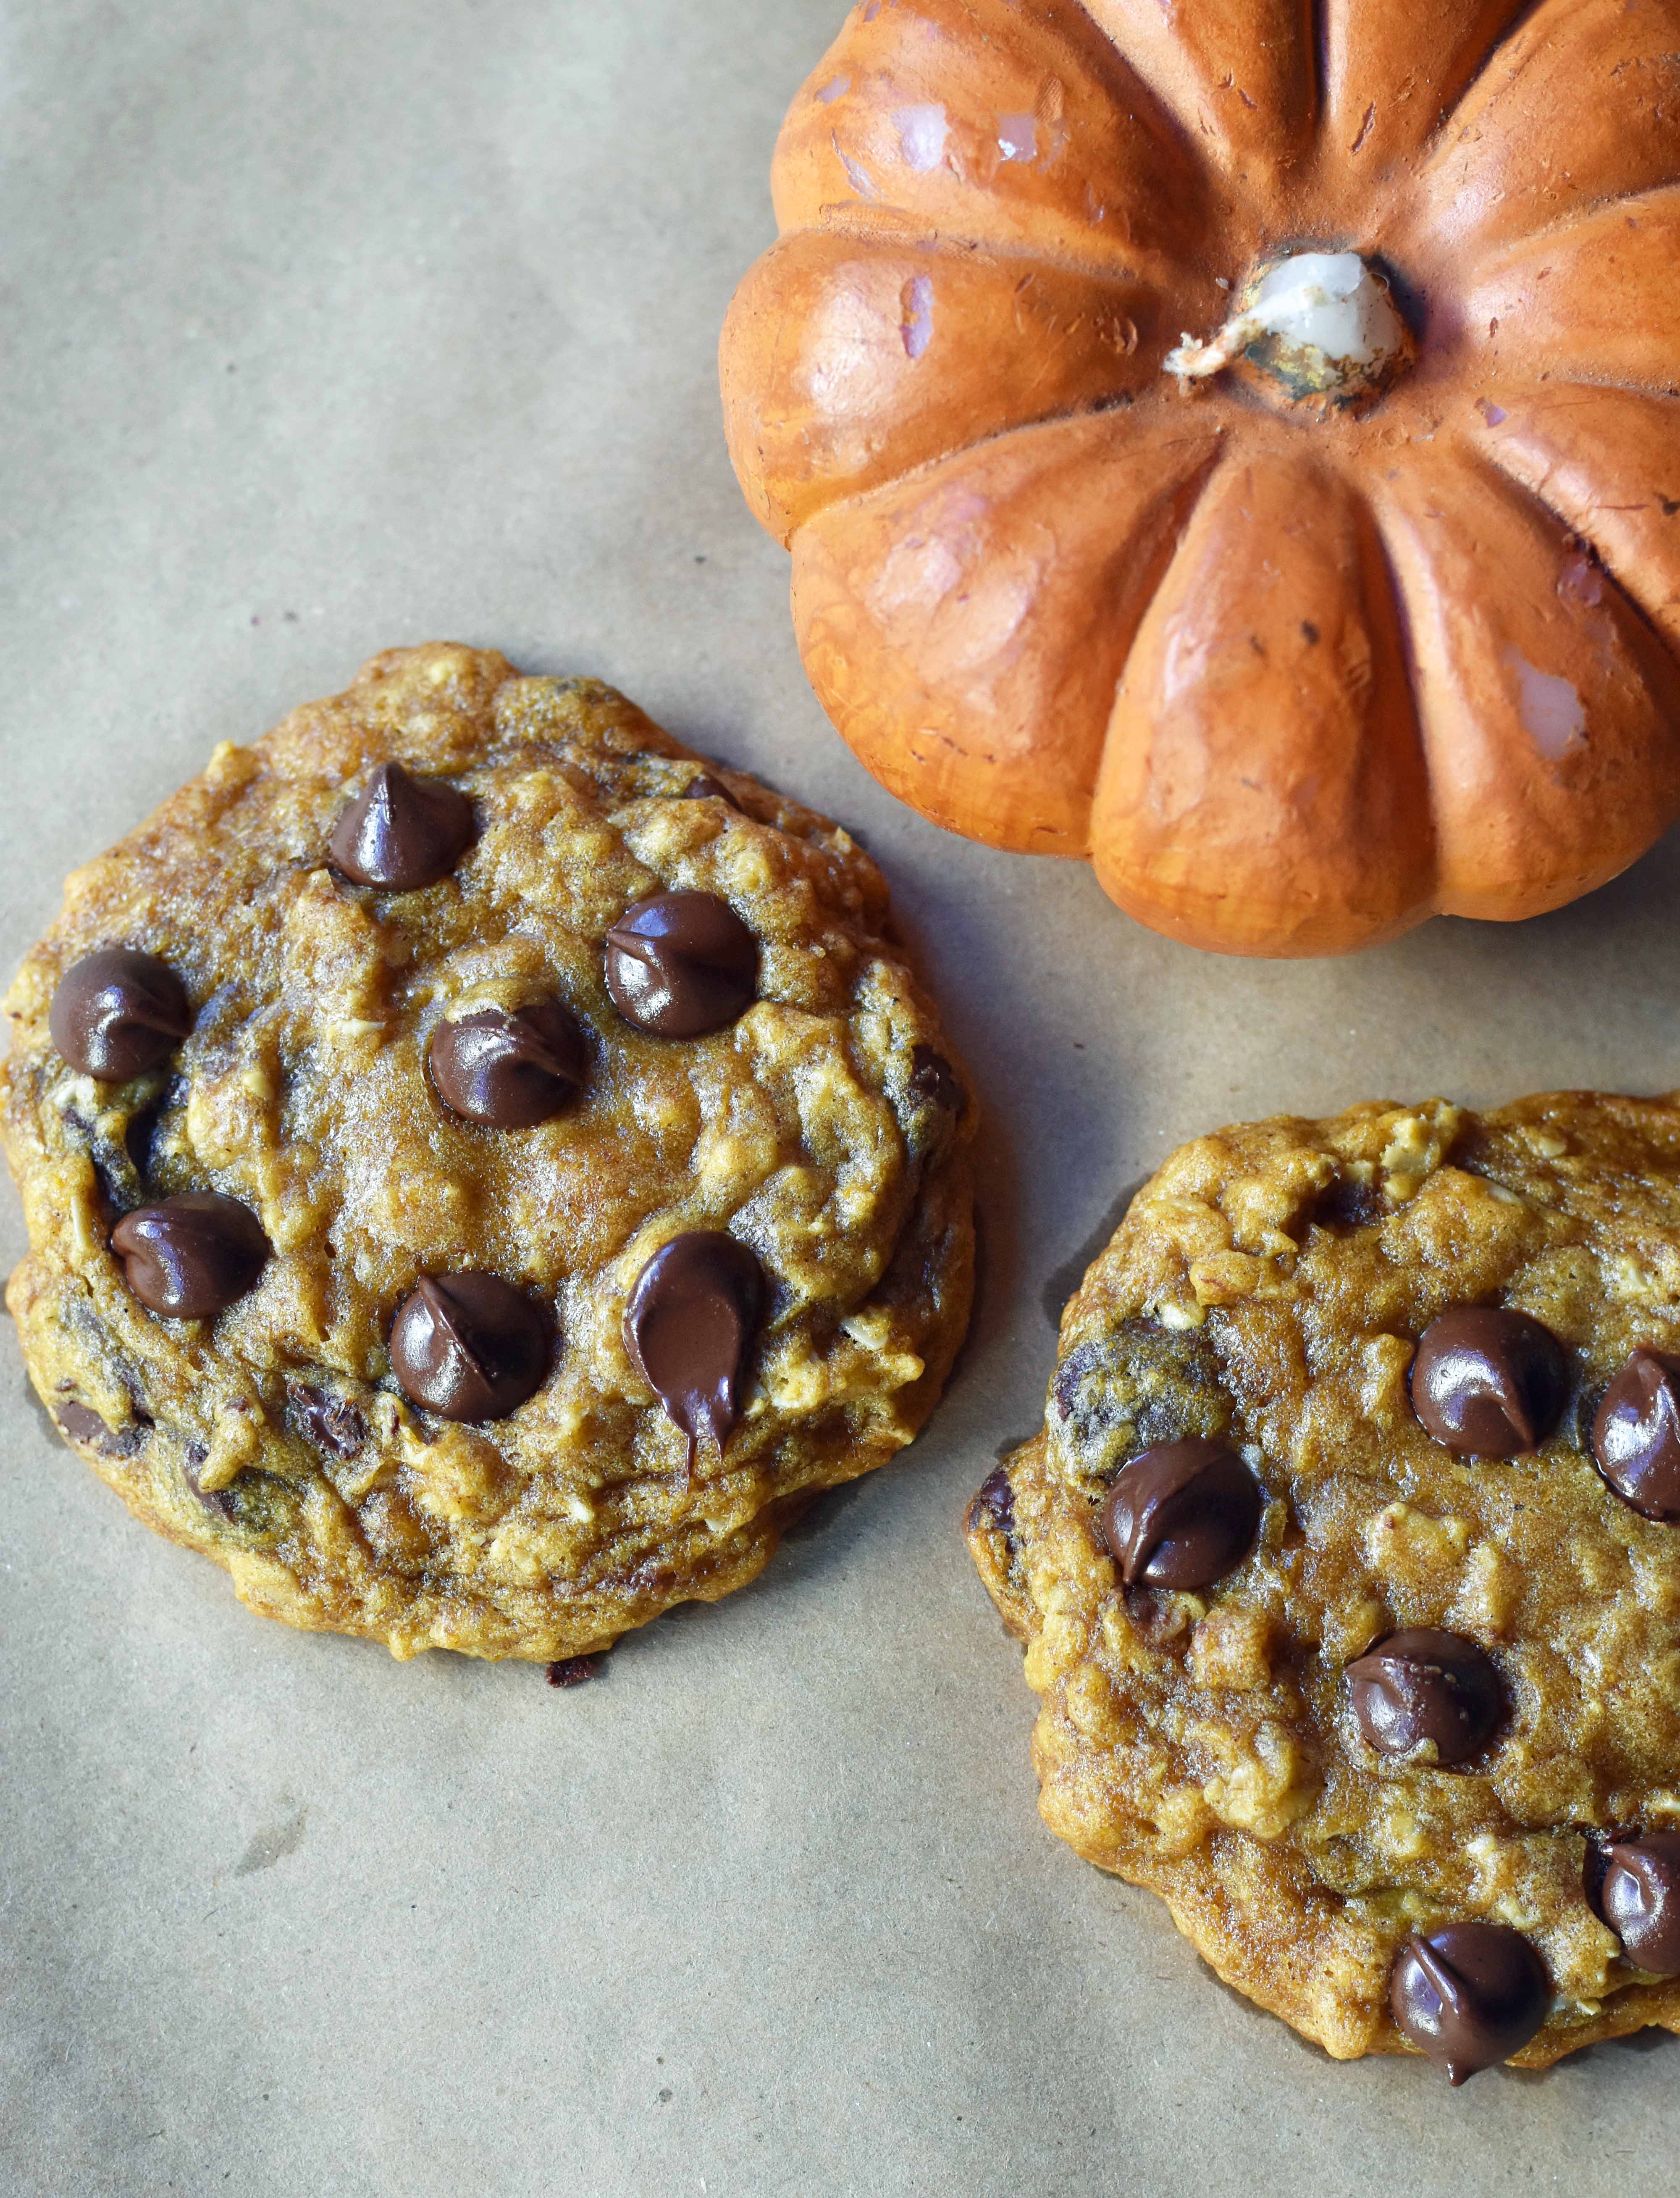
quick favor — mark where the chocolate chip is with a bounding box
[965,1465,1015,1540]
[388,1273,549,1421]
[328,762,475,890]
[547,1654,604,1688]
[49,949,192,1081]
[1410,1307,1568,1457]
[604,891,757,1039]
[1098,1440,1261,1591]
[1346,1628,1503,1765]
[1125,1586,1192,1648]
[183,1448,238,1521]
[427,1000,586,1128]
[1307,1171,1384,1231]
[1390,1923,1550,2082]
[54,1400,150,1458]
[680,773,737,806]
[624,1232,764,1470]
[1589,1834,1680,1976]
[55,1400,111,1447]
[287,1380,367,1461]
[110,1193,270,1319]
[1591,1348,1680,1522]
[908,1045,962,1115]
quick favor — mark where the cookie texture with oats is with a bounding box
[3,644,973,1661]
[969,1095,1680,2069]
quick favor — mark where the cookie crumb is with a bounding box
[547,1655,604,1689]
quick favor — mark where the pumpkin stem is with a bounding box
[1166,251,1413,405]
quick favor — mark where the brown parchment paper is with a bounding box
[3,3,1677,2192]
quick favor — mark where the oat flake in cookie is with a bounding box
[3,644,974,1663]
[968,1095,1680,2072]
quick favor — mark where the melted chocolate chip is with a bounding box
[1346,1628,1503,1766]
[110,1193,270,1319]
[328,762,475,890]
[1591,1348,1680,1522]
[547,1654,604,1688]
[680,773,737,806]
[287,1381,367,1461]
[624,1232,764,1470]
[428,1001,587,1128]
[388,1273,549,1422]
[49,949,192,1081]
[1389,1924,1550,2082]
[1410,1307,1569,1457]
[965,1465,1015,1540]
[54,1401,150,1458]
[1098,1439,1262,1591]
[908,1046,962,1115]
[604,891,757,1039]
[1589,1834,1680,1976]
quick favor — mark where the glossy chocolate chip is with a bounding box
[1591,1348,1680,1522]
[427,1001,586,1128]
[1098,1439,1262,1591]
[1346,1628,1503,1765]
[388,1273,549,1422]
[1410,1307,1569,1457]
[110,1193,270,1319]
[908,1046,962,1115]
[49,949,192,1081]
[680,773,737,806]
[604,891,757,1039]
[328,762,475,890]
[287,1380,367,1461]
[1390,1924,1550,2082]
[1590,1835,1680,1976]
[624,1232,764,1470]
[966,1465,1015,1540]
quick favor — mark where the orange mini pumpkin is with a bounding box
[721,0,1680,955]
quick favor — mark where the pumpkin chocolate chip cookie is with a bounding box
[968,1094,1680,2075]
[3,644,974,1663]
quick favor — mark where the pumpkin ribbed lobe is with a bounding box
[1368,450,1680,921]
[769,0,1211,284]
[1080,0,1318,181]
[1318,0,1530,182]
[719,230,1171,546]
[1458,186,1680,392]
[1092,450,1436,954]
[1407,0,1680,255]
[792,410,1225,856]
[1465,386,1680,659]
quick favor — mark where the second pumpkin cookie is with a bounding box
[969,1091,1680,2075]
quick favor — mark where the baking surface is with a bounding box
[3,3,1678,2191]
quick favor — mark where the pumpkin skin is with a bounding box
[720,0,1680,955]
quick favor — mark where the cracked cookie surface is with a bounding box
[969,1094,1680,2069]
[4,644,974,1662]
